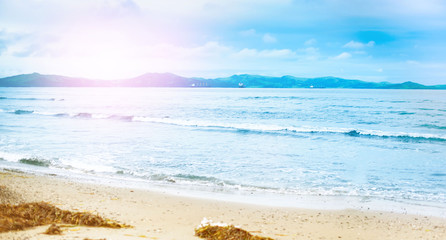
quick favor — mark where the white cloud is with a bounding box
[258,49,294,58]
[0,38,303,79]
[240,29,256,37]
[304,38,317,46]
[343,40,375,49]
[343,41,363,49]
[406,60,420,65]
[307,0,446,28]
[299,47,319,54]
[233,48,295,59]
[333,52,352,60]
[263,33,277,43]
[353,50,367,55]
[297,47,320,60]
[384,0,446,16]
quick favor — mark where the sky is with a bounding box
[1,0,446,84]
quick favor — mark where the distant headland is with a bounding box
[0,72,445,89]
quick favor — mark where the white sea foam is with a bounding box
[7,104,445,141]
[33,111,56,116]
[197,217,235,228]
[0,151,27,162]
[131,116,446,141]
[12,108,446,141]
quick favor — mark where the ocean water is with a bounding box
[1,88,445,216]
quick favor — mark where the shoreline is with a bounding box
[2,162,446,218]
[1,169,446,239]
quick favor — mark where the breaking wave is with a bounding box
[132,117,446,142]
[18,158,51,167]
[74,113,93,119]
[14,110,34,115]
[0,96,61,101]
[0,152,53,168]
[4,109,446,143]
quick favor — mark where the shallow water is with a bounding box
[1,88,445,215]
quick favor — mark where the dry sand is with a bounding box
[1,169,445,240]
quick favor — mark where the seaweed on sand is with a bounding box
[195,218,274,240]
[195,225,274,240]
[0,201,131,233]
[44,223,62,235]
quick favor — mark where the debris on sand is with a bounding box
[0,201,131,233]
[44,223,62,235]
[195,218,274,240]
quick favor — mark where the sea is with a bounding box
[1,87,445,217]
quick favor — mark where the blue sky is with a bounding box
[1,0,446,84]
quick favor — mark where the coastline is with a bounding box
[1,169,445,239]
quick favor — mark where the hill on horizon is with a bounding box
[0,72,445,89]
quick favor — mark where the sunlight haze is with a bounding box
[0,0,445,84]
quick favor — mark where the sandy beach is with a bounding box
[1,169,445,240]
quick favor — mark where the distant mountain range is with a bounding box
[0,72,445,89]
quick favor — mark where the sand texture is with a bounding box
[1,170,445,240]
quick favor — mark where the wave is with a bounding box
[342,130,446,142]
[18,158,51,167]
[114,171,274,192]
[419,124,446,130]
[0,151,118,175]
[389,111,415,115]
[14,110,34,115]
[74,112,93,118]
[107,114,134,121]
[431,173,446,177]
[0,152,53,168]
[1,109,35,115]
[5,108,446,143]
[173,173,224,183]
[241,96,315,100]
[133,117,446,142]
[54,113,70,117]
[0,96,61,101]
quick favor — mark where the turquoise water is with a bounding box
[1,88,445,215]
